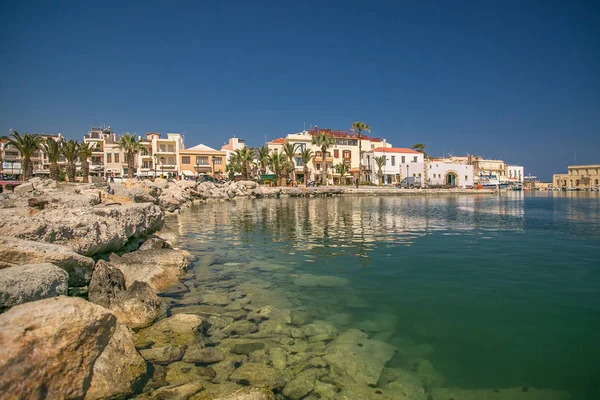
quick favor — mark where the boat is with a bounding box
[512,183,523,191]
[477,174,509,189]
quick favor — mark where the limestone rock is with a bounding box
[110,280,163,329]
[165,361,216,385]
[88,260,126,308]
[210,386,276,400]
[229,362,284,388]
[0,235,95,286]
[140,346,185,364]
[283,368,326,399]
[14,182,34,194]
[135,313,206,349]
[85,322,148,400]
[323,329,396,386]
[293,273,350,287]
[224,320,258,336]
[301,320,338,342]
[0,202,164,257]
[139,237,172,251]
[0,263,68,311]
[182,345,225,364]
[0,297,116,399]
[231,342,266,355]
[110,248,189,293]
[150,382,204,399]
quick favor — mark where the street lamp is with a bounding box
[160,157,165,179]
[153,153,157,180]
[211,156,217,178]
[195,159,200,181]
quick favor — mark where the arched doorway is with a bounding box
[445,171,458,187]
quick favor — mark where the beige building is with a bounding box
[1,132,64,178]
[179,144,226,179]
[553,165,600,189]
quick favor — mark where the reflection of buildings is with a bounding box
[553,165,600,189]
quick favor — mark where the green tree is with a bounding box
[352,121,370,186]
[268,151,286,187]
[282,142,300,185]
[256,145,270,176]
[412,143,429,159]
[311,131,335,186]
[335,163,349,185]
[299,148,314,185]
[118,133,144,179]
[78,142,95,183]
[62,139,79,182]
[42,138,63,181]
[234,147,256,180]
[6,131,42,181]
[226,153,241,180]
[374,155,386,186]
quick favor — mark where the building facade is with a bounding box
[427,161,474,187]
[363,147,424,185]
[553,165,600,189]
[1,133,64,179]
[179,144,226,179]
[506,165,524,183]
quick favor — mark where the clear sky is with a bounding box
[1,0,598,180]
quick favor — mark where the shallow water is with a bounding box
[167,192,600,399]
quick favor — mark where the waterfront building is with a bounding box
[507,165,524,183]
[362,147,423,185]
[1,133,64,179]
[427,159,474,187]
[267,127,392,184]
[553,164,600,189]
[221,137,247,164]
[83,126,116,178]
[179,144,226,179]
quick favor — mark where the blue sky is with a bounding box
[1,0,598,180]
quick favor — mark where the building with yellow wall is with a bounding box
[553,165,600,189]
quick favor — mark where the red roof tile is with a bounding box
[371,147,421,154]
[271,138,286,144]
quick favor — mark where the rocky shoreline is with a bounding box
[0,178,568,400]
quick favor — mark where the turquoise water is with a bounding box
[169,192,600,399]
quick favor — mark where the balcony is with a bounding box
[313,156,334,163]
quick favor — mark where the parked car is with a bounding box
[396,177,421,189]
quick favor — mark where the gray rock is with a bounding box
[139,346,185,364]
[300,320,338,342]
[0,297,116,399]
[283,368,326,399]
[88,260,126,308]
[0,263,68,311]
[293,273,350,287]
[150,382,204,400]
[110,280,163,329]
[323,329,396,386]
[139,237,172,251]
[85,322,148,400]
[0,235,95,286]
[290,310,311,326]
[231,342,266,355]
[211,386,276,400]
[224,320,258,336]
[14,182,34,194]
[134,313,206,349]
[182,345,225,364]
[165,361,216,385]
[229,362,284,388]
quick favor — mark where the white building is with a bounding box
[506,165,524,183]
[427,161,474,188]
[221,137,247,163]
[363,147,424,185]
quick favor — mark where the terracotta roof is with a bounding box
[371,147,421,154]
[270,138,286,144]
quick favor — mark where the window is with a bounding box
[367,155,370,166]
[296,143,306,152]
[315,151,322,157]
[401,156,405,163]
[383,157,387,166]
[106,153,112,163]
[295,157,302,166]
[196,156,208,165]
[371,144,375,149]
[413,156,418,162]
[465,175,468,181]
[596,179,599,185]
[326,152,331,157]
[334,149,339,158]
[167,157,175,165]
[391,156,395,166]
[343,150,351,159]
[214,157,223,165]
[418,173,421,177]
[114,153,119,163]
[168,145,174,152]
[182,156,190,165]
[316,163,321,171]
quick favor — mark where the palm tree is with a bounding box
[268,151,286,187]
[299,148,314,185]
[412,143,429,158]
[118,133,144,179]
[256,145,270,176]
[335,163,349,185]
[311,131,335,186]
[352,121,370,186]
[233,148,256,180]
[78,142,95,183]
[374,155,386,186]
[6,131,42,181]
[282,142,300,185]
[42,138,63,181]
[62,139,79,182]
[226,153,241,180]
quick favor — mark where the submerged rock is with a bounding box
[0,235,94,286]
[110,280,163,329]
[139,346,185,364]
[109,248,189,293]
[283,368,327,399]
[182,345,225,364]
[85,322,148,400]
[0,297,116,399]
[228,362,284,388]
[165,361,216,385]
[0,263,68,311]
[293,273,350,288]
[209,386,276,400]
[135,313,206,349]
[323,329,396,386]
[149,382,204,399]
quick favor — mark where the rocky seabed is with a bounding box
[0,178,569,400]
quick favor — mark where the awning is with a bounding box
[181,170,194,177]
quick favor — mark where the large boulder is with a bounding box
[0,297,116,399]
[323,329,396,386]
[14,182,34,194]
[0,263,68,311]
[85,322,148,400]
[0,235,95,286]
[109,248,189,293]
[0,202,164,257]
[88,260,126,308]
[109,280,163,329]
